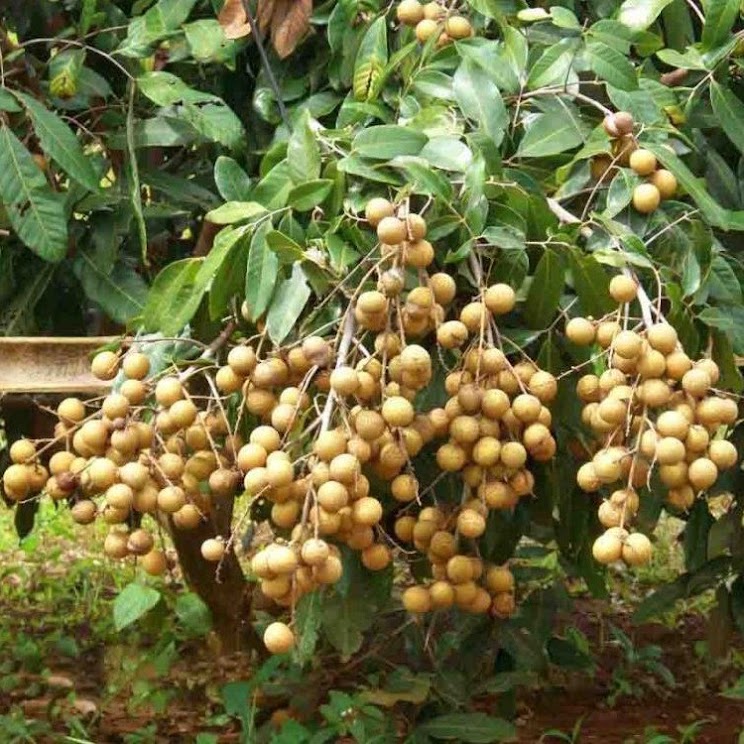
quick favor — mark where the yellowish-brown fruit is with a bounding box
[708,440,738,470]
[57,397,87,425]
[127,528,154,556]
[201,537,225,562]
[104,531,129,559]
[577,462,601,492]
[365,197,395,226]
[444,14,472,39]
[415,18,439,42]
[459,302,487,333]
[330,366,359,397]
[301,538,330,566]
[613,330,643,359]
[592,531,623,564]
[646,323,678,355]
[629,148,656,176]
[9,439,36,465]
[632,183,660,214]
[405,239,434,268]
[430,273,457,305]
[91,351,119,381]
[157,485,186,513]
[382,396,415,427]
[361,543,391,571]
[377,216,407,245]
[566,317,596,346]
[655,437,686,465]
[650,169,677,200]
[622,532,652,566]
[141,549,168,576]
[402,585,432,613]
[437,320,469,349]
[609,274,638,304]
[687,457,718,491]
[352,496,383,526]
[613,111,634,135]
[682,368,711,398]
[227,345,257,376]
[484,283,516,315]
[122,352,150,380]
[263,622,295,654]
[70,500,97,524]
[457,509,486,538]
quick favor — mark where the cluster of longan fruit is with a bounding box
[565,275,739,567]
[396,0,473,46]
[593,110,678,215]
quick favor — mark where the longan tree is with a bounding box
[3,0,744,665]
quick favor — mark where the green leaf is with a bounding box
[250,160,294,210]
[175,593,212,636]
[244,221,279,321]
[142,258,202,335]
[353,17,388,101]
[420,138,473,172]
[182,102,244,151]
[205,201,267,225]
[708,254,742,304]
[214,156,252,202]
[13,92,99,192]
[710,81,744,156]
[266,230,305,264]
[455,39,519,93]
[569,250,614,317]
[525,249,566,328]
[209,229,250,320]
[74,252,148,323]
[0,89,21,112]
[604,168,642,218]
[701,0,739,51]
[353,125,428,160]
[184,19,237,63]
[517,112,584,158]
[113,583,161,631]
[453,59,508,147]
[266,264,312,344]
[418,713,516,743]
[585,42,638,91]
[0,125,67,261]
[633,576,688,622]
[503,26,528,85]
[684,500,714,572]
[465,0,509,19]
[618,0,675,31]
[137,71,219,106]
[288,111,321,183]
[287,179,334,211]
[526,38,578,90]
[294,592,321,665]
[390,156,453,200]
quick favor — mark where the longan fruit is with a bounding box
[377,216,407,245]
[301,538,330,566]
[622,532,652,566]
[646,323,678,355]
[529,371,558,403]
[251,425,282,453]
[382,396,415,427]
[596,320,620,348]
[88,457,118,490]
[566,317,596,346]
[500,441,527,469]
[121,380,146,405]
[460,302,487,333]
[301,336,331,367]
[155,377,184,407]
[708,440,738,470]
[655,437,686,465]
[330,366,359,397]
[629,148,656,176]
[609,275,638,304]
[57,397,86,424]
[103,531,129,559]
[457,509,486,538]
[415,18,439,42]
[365,197,395,226]
[444,14,472,39]
[613,330,643,359]
[10,439,36,465]
[122,352,150,380]
[632,183,660,214]
[227,345,257,376]
[613,111,635,135]
[430,273,456,305]
[484,283,516,315]
[436,320,469,349]
[592,532,623,564]
[656,410,689,440]
[362,543,391,571]
[91,351,119,381]
[201,537,225,562]
[666,485,695,511]
[263,622,295,654]
[650,169,677,200]
[695,358,721,385]
[351,496,383,526]
[157,486,186,513]
[512,394,542,423]
[577,462,601,492]
[402,585,432,613]
[688,457,718,491]
[405,239,434,268]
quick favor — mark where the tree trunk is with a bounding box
[169,494,263,654]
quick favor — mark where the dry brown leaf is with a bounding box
[257,0,277,33]
[271,0,312,58]
[218,0,252,40]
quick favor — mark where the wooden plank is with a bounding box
[0,337,117,395]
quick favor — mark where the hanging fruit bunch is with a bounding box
[396,0,473,47]
[565,275,739,567]
[595,110,679,215]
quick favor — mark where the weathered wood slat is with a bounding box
[0,337,117,395]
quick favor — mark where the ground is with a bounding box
[1,505,744,743]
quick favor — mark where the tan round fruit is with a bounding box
[565,317,596,346]
[459,302,487,333]
[201,537,225,562]
[382,396,415,427]
[263,622,295,654]
[377,216,407,245]
[650,169,677,199]
[122,352,150,380]
[351,496,383,526]
[457,509,486,538]
[708,440,738,470]
[613,330,643,359]
[301,538,330,566]
[361,544,391,571]
[609,275,638,304]
[430,273,456,305]
[577,462,601,492]
[402,585,431,613]
[632,183,661,214]
[141,550,167,576]
[682,368,711,398]
[330,367,359,397]
[365,197,395,226]
[70,500,97,524]
[444,14,472,39]
[104,531,129,559]
[592,532,623,564]
[405,239,434,268]
[613,111,634,135]
[9,439,36,465]
[629,148,657,176]
[127,528,154,556]
[646,323,678,354]
[622,532,652,566]
[227,345,257,376]
[655,437,686,465]
[596,321,620,349]
[91,351,119,381]
[415,18,439,42]
[437,320,469,349]
[485,566,514,594]
[688,457,718,491]
[157,486,186,513]
[484,283,515,315]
